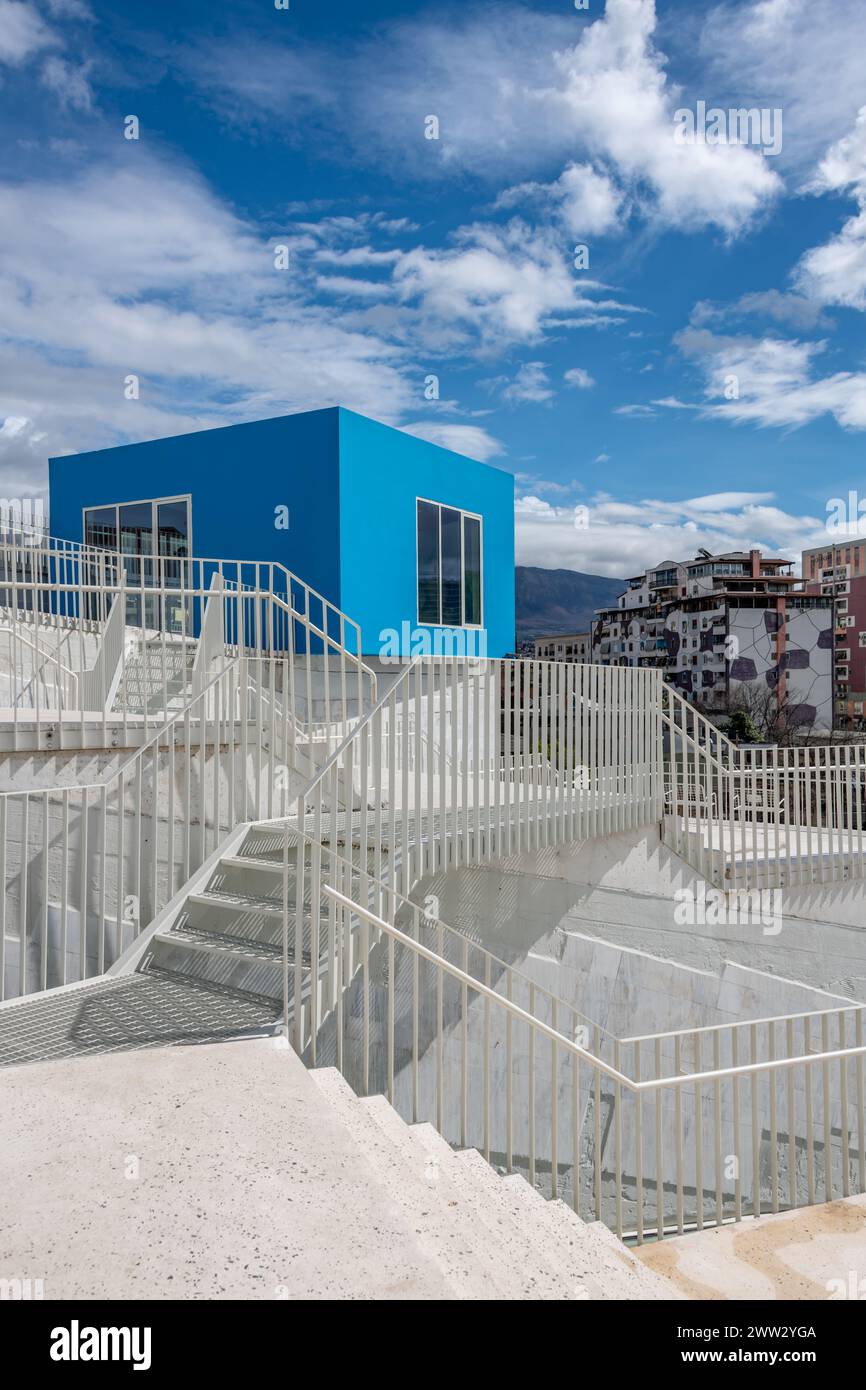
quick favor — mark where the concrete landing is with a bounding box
[0,1038,453,1299]
[635,1197,866,1300]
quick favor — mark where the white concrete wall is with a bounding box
[408,828,866,1004]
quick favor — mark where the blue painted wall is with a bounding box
[49,406,516,656]
[48,408,342,602]
[338,410,515,657]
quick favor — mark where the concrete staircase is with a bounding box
[0,1036,680,1299]
[310,1065,680,1300]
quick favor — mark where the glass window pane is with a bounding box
[157,500,190,626]
[417,500,440,625]
[463,515,482,625]
[157,500,189,558]
[119,501,153,606]
[84,507,117,550]
[119,502,153,556]
[441,506,462,626]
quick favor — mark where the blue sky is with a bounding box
[1,0,865,576]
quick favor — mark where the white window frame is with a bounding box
[82,494,193,558]
[416,496,484,629]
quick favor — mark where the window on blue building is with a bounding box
[84,496,191,562]
[84,495,191,631]
[416,498,483,628]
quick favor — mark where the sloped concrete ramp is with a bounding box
[635,1197,866,1300]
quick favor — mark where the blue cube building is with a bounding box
[48,407,516,657]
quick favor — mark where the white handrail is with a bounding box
[324,887,866,1092]
[0,653,299,1002]
[622,999,866,1046]
[0,626,80,686]
[320,885,866,1243]
[0,536,377,751]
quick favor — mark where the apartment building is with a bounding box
[803,543,866,729]
[532,631,591,662]
[592,548,834,733]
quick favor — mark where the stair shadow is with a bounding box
[0,972,280,1068]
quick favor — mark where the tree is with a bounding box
[727,707,761,744]
[727,680,816,747]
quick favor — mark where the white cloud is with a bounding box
[40,55,93,111]
[700,0,866,177]
[685,491,776,512]
[500,362,554,405]
[554,163,625,236]
[515,488,828,575]
[496,162,625,237]
[399,421,504,462]
[189,0,782,238]
[796,211,866,310]
[0,1,55,65]
[0,155,497,491]
[794,107,866,309]
[673,326,866,430]
[549,0,782,237]
[315,274,396,299]
[391,219,638,350]
[46,0,93,17]
[564,367,595,390]
[692,290,830,331]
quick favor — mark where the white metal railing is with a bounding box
[266,824,614,1074]
[0,535,377,751]
[320,887,866,1244]
[257,648,866,1244]
[291,656,661,899]
[257,654,660,1073]
[662,683,866,889]
[0,655,301,1002]
[0,625,80,714]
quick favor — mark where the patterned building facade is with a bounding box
[591,549,834,734]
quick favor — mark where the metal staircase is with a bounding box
[111,638,198,715]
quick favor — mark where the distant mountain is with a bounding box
[515,566,625,645]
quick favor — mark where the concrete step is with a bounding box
[309,1067,511,1299]
[452,1147,600,1299]
[406,1119,583,1299]
[0,1039,455,1299]
[501,1172,682,1300]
